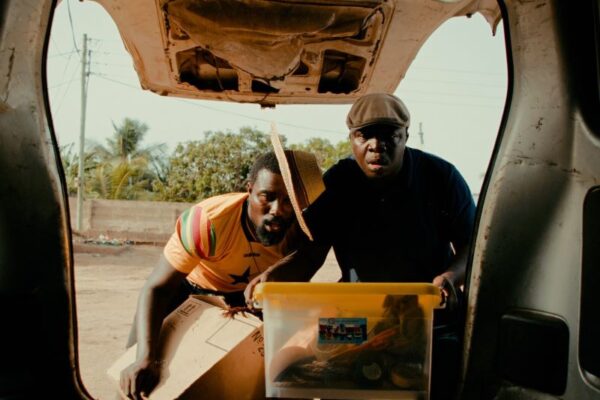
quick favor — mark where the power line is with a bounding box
[173,99,346,136]
[93,75,346,136]
[49,77,80,89]
[87,38,125,43]
[91,61,133,68]
[407,77,505,88]
[53,60,80,114]
[401,88,504,99]
[51,36,64,55]
[91,71,137,80]
[65,0,80,54]
[52,46,77,88]
[86,50,127,56]
[411,66,505,76]
[93,75,140,89]
[404,98,502,109]
[48,50,79,59]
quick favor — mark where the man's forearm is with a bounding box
[267,242,330,282]
[244,242,331,304]
[441,244,469,287]
[135,284,176,361]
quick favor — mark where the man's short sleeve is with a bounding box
[163,205,217,274]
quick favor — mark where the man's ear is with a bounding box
[247,181,253,193]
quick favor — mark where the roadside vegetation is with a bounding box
[60,118,350,202]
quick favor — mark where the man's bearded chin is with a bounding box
[256,216,291,246]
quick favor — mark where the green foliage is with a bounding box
[289,136,351,170]
[59,143,101,196]
[154,127,271,202]
[86,157,157,200]
[59,121,352,203]
[106,119,149,160]
[60,143,80,195]
[80,117,167,200]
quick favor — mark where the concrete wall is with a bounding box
[68,197,190,243]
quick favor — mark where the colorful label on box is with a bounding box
[318,317,367,344]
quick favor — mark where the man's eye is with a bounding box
[259,192,274,202]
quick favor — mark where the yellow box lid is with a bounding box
[253,282,441,302]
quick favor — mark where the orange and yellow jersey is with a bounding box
[164,192,296,292]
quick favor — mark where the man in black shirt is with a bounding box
[247,93,476,399]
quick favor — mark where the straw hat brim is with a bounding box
[270,124,325,241]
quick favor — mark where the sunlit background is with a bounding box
[48,0,507,197]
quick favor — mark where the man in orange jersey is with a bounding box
[120,150,323,400]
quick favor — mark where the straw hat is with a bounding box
[270,124,325,241]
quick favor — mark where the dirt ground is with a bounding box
[74,243,341,399]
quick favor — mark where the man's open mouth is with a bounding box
[264,217,287,232]
[265,221,282,232]
[367,158,388,169]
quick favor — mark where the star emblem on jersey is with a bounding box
[229,267,251,285]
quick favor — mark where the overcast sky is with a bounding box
[47,0,508,194]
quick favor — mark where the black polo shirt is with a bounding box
[305,147,476,283]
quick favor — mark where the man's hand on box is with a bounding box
[244,269,270,308]
[432,273,459,311]
[120,357,161,400]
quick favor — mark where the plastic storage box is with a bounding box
[253,282,442,400]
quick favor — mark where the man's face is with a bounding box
[350,124,408,179]
[247,169,294,246]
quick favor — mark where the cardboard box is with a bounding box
[107,295,265,399]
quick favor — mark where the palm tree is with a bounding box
[59,143,100,196]
[89,118,167,200]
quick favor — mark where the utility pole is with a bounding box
[418,122,424,146]
[76,34,90,231]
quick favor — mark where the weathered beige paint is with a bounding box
[91,0,500,105]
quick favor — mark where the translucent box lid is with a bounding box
[254,282,442,307]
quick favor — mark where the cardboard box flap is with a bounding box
[107,296,264,400]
